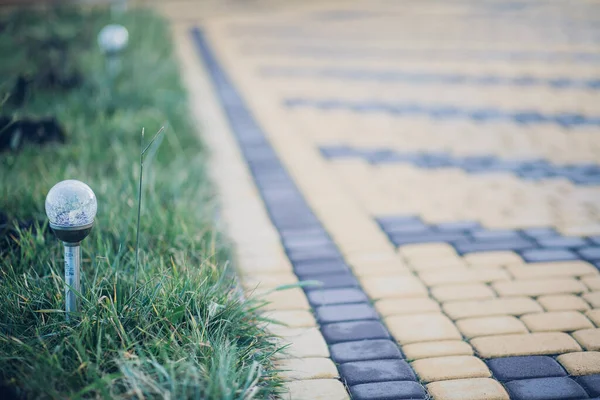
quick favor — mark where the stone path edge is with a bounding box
[190,27,429,400]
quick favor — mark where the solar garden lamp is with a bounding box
[97,24,129,79]
[45,180,97,320]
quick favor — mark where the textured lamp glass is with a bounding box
[45,180,97,228]
[97,24,129,54]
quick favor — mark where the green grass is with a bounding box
[0,6,283,399]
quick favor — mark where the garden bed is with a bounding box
[0,5,282,399]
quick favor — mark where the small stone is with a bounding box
[403,340,474,361]
[456,316,528,338]
[520,311,594,332]
[504,377,588,400]
[486,356,566,381]
[471,332,581,358]
[537,295,591,312]
[321,320,390,344]
[307,288,368,306]
[330,339,403,363]
[386,313,461,344]
[350,381,426,400]
[316,303,378,324]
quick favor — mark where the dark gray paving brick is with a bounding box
[537,237,590,248]
[330,339,403,363]
[487,356,566,381]
[455,239,535,253]
[316,303,378,323]
[350,381,426,400]
[321,320,390,343]
[307,288,368,306]
[471,229,523,241]
[293,260,349,276]
[504,377,588,400]
[339,359,416,386]
[521,248,580,262]
[577,375,600,397]
[299,272,360,291]
[391,232,467,245]
[521,227,559,238]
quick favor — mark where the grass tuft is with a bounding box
[0,5,283,399]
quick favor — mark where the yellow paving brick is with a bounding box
[403,340,474,361]
[398,243,457,260]
[427,378,509,400]
[264,310,317,328]
[537,295,591,312]
[386,313,462,344]
[431,283,496,302]
[557,352,600,375]
[493,278,587,297]
[572,328,600,350]
[258,288,311,311]
[520,311,594,332]
[507,262,598,280]
[420,268,510,287]
[283,379,349,400]
[582,276,600,291]
[412,356,491,383]
[407,257,467,271]
[456,316,528,338]
[583,291,600,307]
[277,357,339,381]
[375,297,440,317]
[352,263,413,277]
[463,251,523,267]
[443,297,543,320]
[241,273,299,290]
[586,310,600,326]
[362,274,428,299]
[272,327,330,358]
[471,332,582,358]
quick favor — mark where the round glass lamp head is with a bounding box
[45,180,97,243]
[97,24,129,55]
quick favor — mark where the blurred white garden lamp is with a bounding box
[97,24,129,78]
[45,180,97,320]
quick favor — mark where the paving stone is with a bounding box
[306,288,368,306]
[386,313,462,344]
[339,359,416,385]
[426,378,509,400]
[504,377,589,400]
[431,283,496,302]
[487,356,567,381]
[264,310,317,328]
[330,339,403,363]
[403,340,474,361]
[471,229,524,241]
[521,227,559,239]
[412,356,491,383]
[294,260,350,276]
[241,273,298,289]
[557,352,600,376]
[456,315,528,338]
[580,247,600,260]
[277,357,339,380]
[375,297,440,316]
[463,251,524,267]
[520,249,580,262]
[316,303,378,324]
[420,268,510,286]
[443,297,543,319]
[392,232,468,246]
[273,327,330,358]
[406,257,467,271]
[471,332,582,358]
[455,239,535,254]
[362,275,428,298]
[507,262,598,279]
[521,311,594,332]
[583,292,600,307]
[582,276,600,291]
[576,374,600,396]
[283,379,349,400]
[434,221,481,232]
[586,310,600,326]
[350,381,426,400]
[260,287,311,310]
[538,295,592,312]
[398,243,457,260]
[321,320,390,344]
[573,328,600,350]
[299,272,360,291]
[537,236,590,248]
[493,278,588,297]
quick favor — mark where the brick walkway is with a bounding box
[167,1,600,399]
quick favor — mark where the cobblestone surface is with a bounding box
[169,0,600,397]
